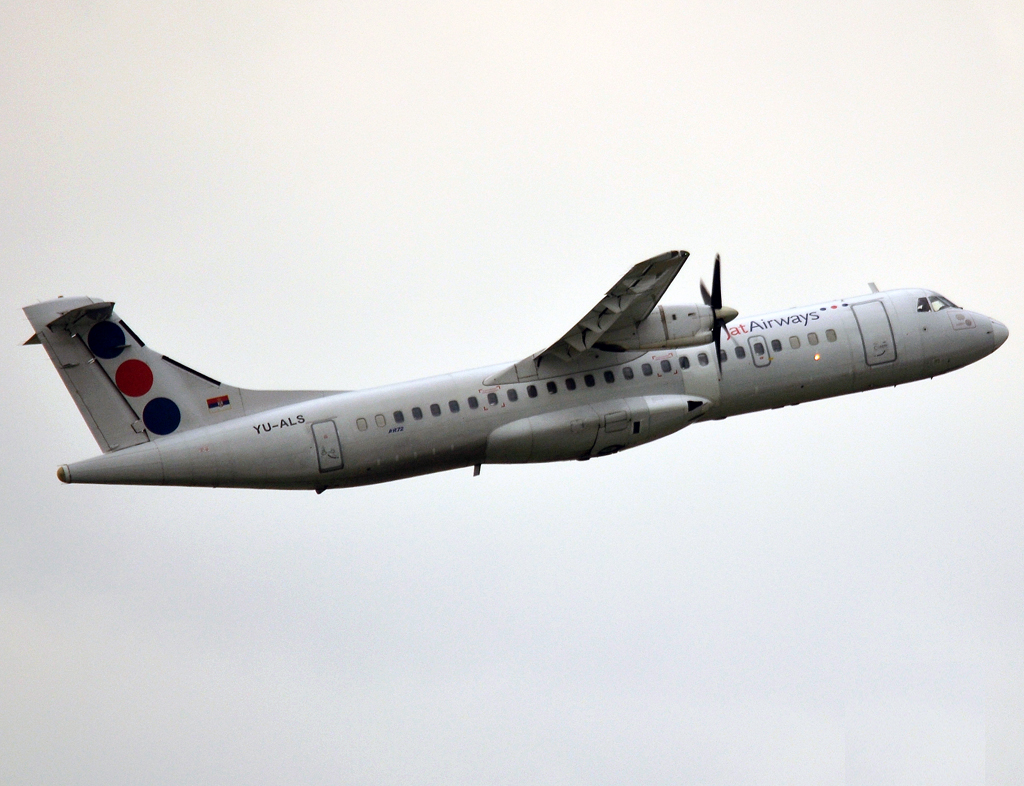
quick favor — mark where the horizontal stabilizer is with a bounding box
[47,301,115,334]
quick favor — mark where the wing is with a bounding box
[537,250,689,365]
[482,250,690,385]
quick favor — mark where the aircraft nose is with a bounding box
[992,319,1009,350]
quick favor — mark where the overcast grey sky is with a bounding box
[2,2,1023,784]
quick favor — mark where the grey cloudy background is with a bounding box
[2,2,1023,783]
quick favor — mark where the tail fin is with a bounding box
[24,296,335,453]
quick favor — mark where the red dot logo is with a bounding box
[115,359,154,397]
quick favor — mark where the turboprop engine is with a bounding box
[587,254,739,352]
[592,303,738,352]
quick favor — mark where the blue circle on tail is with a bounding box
[143,397,181,435]
[88,321,126,359]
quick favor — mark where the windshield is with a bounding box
[917,295,959,312]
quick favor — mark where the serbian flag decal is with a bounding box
[207,394,231,411]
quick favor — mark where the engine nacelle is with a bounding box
[594,304,715,352]
[485,394,710,463]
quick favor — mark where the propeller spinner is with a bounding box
[700,254,739,376]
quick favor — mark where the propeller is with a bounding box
[700,254,739,377]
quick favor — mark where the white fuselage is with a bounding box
[60,288,1005,491]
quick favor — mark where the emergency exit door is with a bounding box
[748,335,771,367]
[311,420,343,472]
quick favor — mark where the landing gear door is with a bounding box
[748,335,770,367]
[312,420,344,472]
[590,397,649,457]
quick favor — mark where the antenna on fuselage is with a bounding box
[868,282,879,293]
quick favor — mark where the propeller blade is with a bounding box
[711,254,722,311]
[703,254,731,378]
[700,279,712,306]
[713,316,724,378]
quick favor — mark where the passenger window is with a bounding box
[565,377,577,390]
[375,414,386,428]
[771,339,782,352]
[642,363,653,376]
[697,353,709,367]
[808,332,819,346]
[468,396,479,409]
[507,389,518,402]
[448,400,460,413]
[393,410,405,423]
[547,381,558,394]
[430,403,441,417]
[825,329,837,342]
[487,392,498,406]
[527,385,538,398]
[660,359,672,373]
[917,297,930,313]
[584,374,596,387]
[600,370,611,383]
[412,407,423,420]
[356,417,368,431]
[789,336,801,349]
[718,349,727,363]
[680,356,690,369]
[623,366,634,380]
[735,345,747,359]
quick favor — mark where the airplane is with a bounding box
[22,251,1008,492]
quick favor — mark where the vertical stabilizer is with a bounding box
[24,296,336,453]
[25,298,151,452]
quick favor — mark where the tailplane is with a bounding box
[24,296,335,452]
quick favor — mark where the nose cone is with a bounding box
[992,319,1009,350]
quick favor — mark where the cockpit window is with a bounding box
[928,295,958,312]
[917,297,930,313]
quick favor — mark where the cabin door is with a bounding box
[853,301,897,365]
[312,420,344,472]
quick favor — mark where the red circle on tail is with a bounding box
[115,359,154,397]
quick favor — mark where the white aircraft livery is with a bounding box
[23,252,1008,492]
